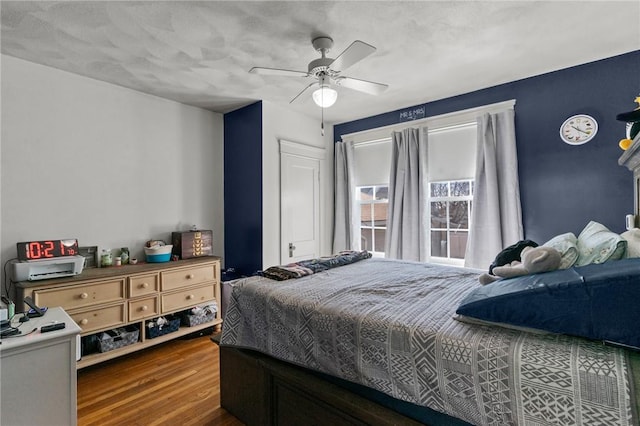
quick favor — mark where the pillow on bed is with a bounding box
[543,232,578,269]
[621,228,640,258]
[574,221,626,266]
[455,258,640,349]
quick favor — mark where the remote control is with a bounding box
[41,322,66,333]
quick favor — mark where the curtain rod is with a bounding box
[352,122,477,147]
[353,138,390,147]
[341,99,516,142]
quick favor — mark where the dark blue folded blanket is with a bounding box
[262,250,372,281]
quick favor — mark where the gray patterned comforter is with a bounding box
[220,258,637,425]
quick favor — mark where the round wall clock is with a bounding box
[560,114,598,145]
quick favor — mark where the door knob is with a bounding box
[288,243,296,257]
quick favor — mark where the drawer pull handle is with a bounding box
[140,305,148,312]
[80,319,89,325]
[80,292,88,299]
[141,283,149,289]
[187,274,195,279]
[187,294,195,300]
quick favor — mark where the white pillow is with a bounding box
[621,228,640,258]
[575,221,626,266]
[543,232,578,269]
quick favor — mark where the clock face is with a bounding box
[560,114,598,145]
[17,239,79,261]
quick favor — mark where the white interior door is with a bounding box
[280,141,324,264]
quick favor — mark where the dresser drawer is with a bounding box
[34,279,126,311]
[128,274,159,298]
[161,264,215,291]
[161,284,215,313]
[129,296,159,321]
[70,303,126,334]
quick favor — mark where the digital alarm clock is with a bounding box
[16,239,79,261]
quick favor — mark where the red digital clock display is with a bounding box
[17,239,79,261]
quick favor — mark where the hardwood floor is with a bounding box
[77,334,244,426]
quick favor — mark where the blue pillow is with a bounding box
[456,258,640,349]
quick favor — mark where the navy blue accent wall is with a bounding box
[334,51,640,244]
[224,101,263,276]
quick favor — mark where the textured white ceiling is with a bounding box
[2,1,639,124]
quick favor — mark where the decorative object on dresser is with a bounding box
[144,243,173,263]
[78,245,98,268]
[172,229,213,259]
[15,256,222,369]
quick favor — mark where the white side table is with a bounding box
[1,306,82,426]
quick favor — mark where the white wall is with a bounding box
[1,55,224,293]
[261,101,334,268]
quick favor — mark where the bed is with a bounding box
[219,256,640,425]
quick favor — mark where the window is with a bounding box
[427,122,476,265]
[345,104,499,263]
[357,185,388,256]
[430,180,473,264]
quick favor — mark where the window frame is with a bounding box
[356,184,388,258]
[428,179,474,266]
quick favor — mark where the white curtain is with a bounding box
[465,109,523,269]
[385,128,428,261]
[332,140,358,253]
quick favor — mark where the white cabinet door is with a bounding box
[280,141,324,264]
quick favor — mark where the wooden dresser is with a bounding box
[16,256,221,369]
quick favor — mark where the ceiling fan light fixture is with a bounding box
[312,85,337,108]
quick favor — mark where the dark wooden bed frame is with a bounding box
[220,345,427,426]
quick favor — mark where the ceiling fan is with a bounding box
[249,36,388,108]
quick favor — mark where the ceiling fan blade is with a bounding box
[329,40,376,72]
[290,82,318,104]
[335,76,388,95]
[249,67,309,77]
